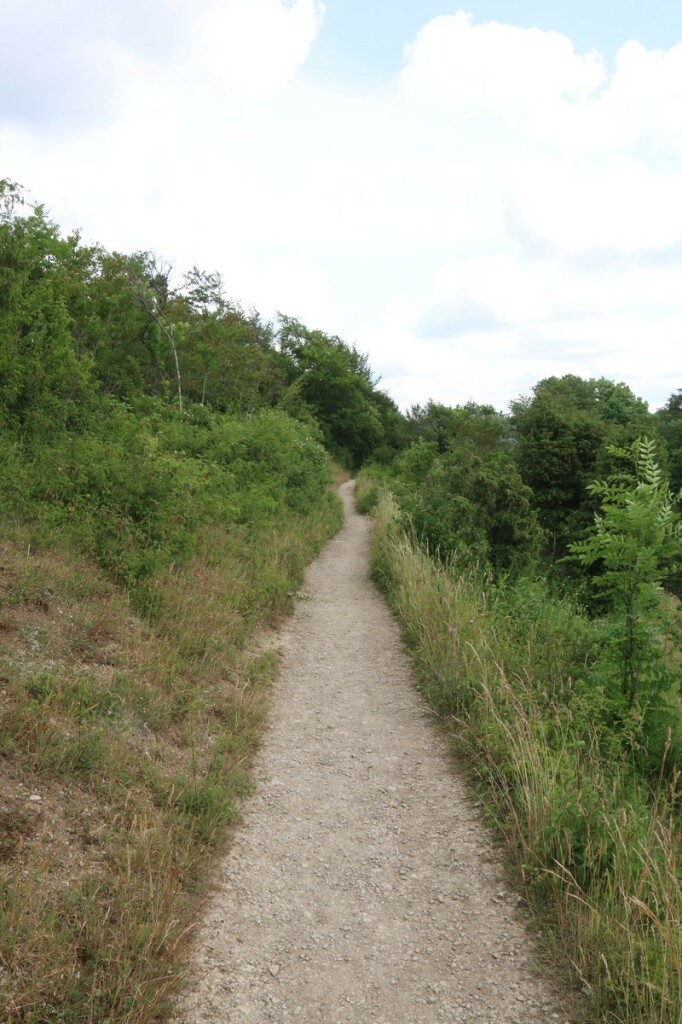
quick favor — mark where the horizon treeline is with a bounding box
[0,178,404,472]
[3,175,682,583]
[397,380,682,579]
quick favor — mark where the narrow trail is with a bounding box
[177,483,570,1024]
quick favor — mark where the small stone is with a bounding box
[268,964,280,978]
[28,794,42,802]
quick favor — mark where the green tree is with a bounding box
[172,278,284,413]
[391,438,543,574]
[277,315,384,468]
[64,247,168,399]
[570,439,682,716]
[129,256,185,413]
[366,388,408,463]
[0,179,93,435]
[655,389,682,494]
[512,375,656,556]
[406,400,507,455]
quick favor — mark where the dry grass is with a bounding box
[0,498,342,1022]
[330,463,351,489]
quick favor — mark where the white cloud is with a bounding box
[0,0,324,124]
[194,0,325,97]
[229,253,335,326]
[0,0,194,125]
[606,40,682,150]
[510,158,682,255]
[3,7,682,412]
[397,12,605,116]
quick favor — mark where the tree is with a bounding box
[655,389,682,494]
[277,316,385,468]
[512,375,657,556]
[406,400,508,455]
[129,256,185,413]
[0,179,93,435]
[391,438,543,574]
[66,248,163,398]
[366,388,408,464]
[181,265,227,318]
[170,278,285,413]
[570,438,682,712]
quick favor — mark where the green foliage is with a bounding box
[67,248,160,398]
[388,411,544,575]
[569,439,682,766]
[0,187,341,589]
[655,388,682,494]
[2,399,333,591]
[277,315,396,469]
[0,180,94,434]
[405,399,508,454]
[354,468,387,514]
[177,291,284,413]
[488,574,600,700]
[1,182,397,473]
[512,375,657,555]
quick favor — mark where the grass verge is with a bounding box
[367,487,682,1024]
[0,494,342,1022]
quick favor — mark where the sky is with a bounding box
[2,1,682,413]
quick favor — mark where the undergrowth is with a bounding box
[366,486,682,1024]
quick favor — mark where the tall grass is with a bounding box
[369,489,682,1024]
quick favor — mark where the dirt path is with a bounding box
[177,482,570,1024]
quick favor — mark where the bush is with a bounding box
[2,399,334,591]
[388,439,544,575]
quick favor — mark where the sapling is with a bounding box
[570,439,682,747]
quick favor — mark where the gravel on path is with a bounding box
[176,481,572,1024]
